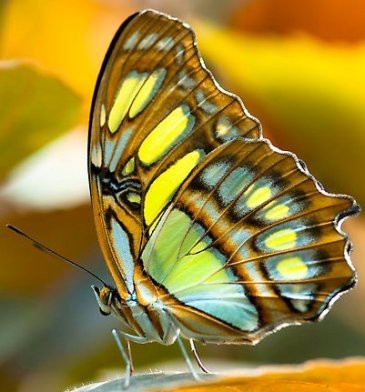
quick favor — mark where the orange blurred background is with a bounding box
[1,0,364,390]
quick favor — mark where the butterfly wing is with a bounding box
[88,10,259,299]
[142,138,359,343]
[88,9,359,343]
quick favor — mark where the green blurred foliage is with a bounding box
[0,62,81,179]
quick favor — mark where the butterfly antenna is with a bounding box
[6,224,108,286]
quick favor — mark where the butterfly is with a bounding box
[88,8,359,386]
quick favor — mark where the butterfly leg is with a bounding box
[126,339,134,375]
[112,329,148,388]
[189,339,211,374]
[176,333,202,381]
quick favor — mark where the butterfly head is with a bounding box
[91,285,120,316]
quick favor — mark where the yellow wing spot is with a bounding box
[264,202,290,221]
[277,257,308,280]
[129,68,166,118]
[122,157,135,176]
[126,192,141,204]
[138,104,194,165]
[108,71,147,133]
[144,150,203,225]
[100,104,106,127]
[264,228,297,250]
[246,186,272,209]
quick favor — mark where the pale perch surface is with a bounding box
[68,359,365,391]
[69,373,214,392]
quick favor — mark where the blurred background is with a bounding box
[1,0,365,390]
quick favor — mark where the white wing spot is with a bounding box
[175,44,185,65]
[195,89,217,114]
[138,33,158,50]
[156,37,175,51]
[124,31,140,50]
[215,116,238,141]
[91,143,102,168]
[178,70,195,89]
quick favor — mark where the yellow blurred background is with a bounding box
[1,0,364,390]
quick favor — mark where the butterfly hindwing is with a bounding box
[141,138,358,342]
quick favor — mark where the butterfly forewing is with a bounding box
[89,9,358,343]
[89,10,260,297]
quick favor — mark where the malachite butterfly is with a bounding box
[88,9,359,384]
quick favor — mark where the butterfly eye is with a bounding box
[99,307,111,316]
